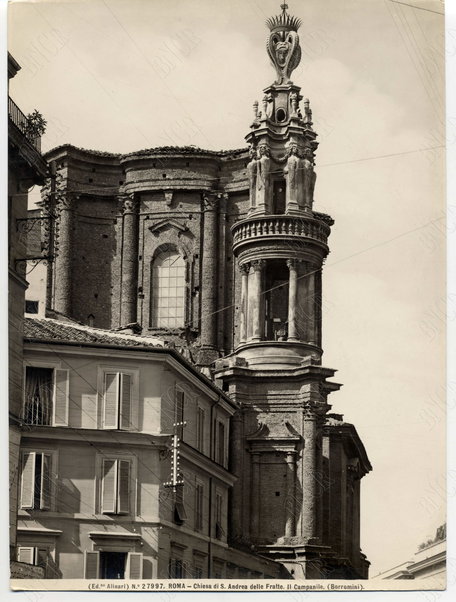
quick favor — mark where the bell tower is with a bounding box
[215,3,370,579]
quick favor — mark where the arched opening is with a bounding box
[150,248,186,328]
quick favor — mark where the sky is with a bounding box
[5,0,449,578]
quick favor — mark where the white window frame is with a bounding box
[97,366,139,430]
[23,362,70,427]
[95,452,137,517]
[19,448,58,512]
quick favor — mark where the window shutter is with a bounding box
[40,454,51,510]
[117,459,130,514]
[119,374,132,430]
[103,373,119,429]
[20,452,35,509]
[40,454,52,510]
[17,547,36,565]
[127,553,143,579]
[101,459,117,513]
[84,551,100,579]
[53,369,69,426]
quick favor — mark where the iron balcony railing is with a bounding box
[8,96,42,152]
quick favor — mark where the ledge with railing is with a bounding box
[231,214,330,249]
[8,96,42,152]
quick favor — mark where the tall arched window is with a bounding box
[151,249,186,328]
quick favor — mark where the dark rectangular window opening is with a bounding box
[25,300,39,314]
[100,551,127,579]
[24,367,53,425]
[272,178,286,214]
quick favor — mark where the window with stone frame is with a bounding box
[196,406,205,452]
[150,249,186,328]
[20,450,55,510]
[215,492,223,540]
[24,366,69,426]
[194,482,204,532]
[17,546,51,577]
[100,458,131,515]
[102,371,133,430]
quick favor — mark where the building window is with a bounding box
[195,482,204,531]
[174,386,185,439]
[25,300,39,314]
[17,547,50,576]
[173,485,187,525]
[215,493,223,540]
[151,249,186,328]
[214,420,226,467]
[192,565,203,579]
[196,407,205,452]
[169,558,184,579]
[20,451,53,510]
[24,367,69,426]
[102,372,133,430]
[101,458,131,514]
[84,551,143,579]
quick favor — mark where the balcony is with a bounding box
[231,214,330,253]
[8,96,42,152]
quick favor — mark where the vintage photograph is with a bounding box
[6,0,446,590]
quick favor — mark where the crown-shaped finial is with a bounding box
[266,3,302,33]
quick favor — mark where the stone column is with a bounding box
[285,451,297,537]
[287,258,298,341]
[54,195,73,316]
[250,452,261,540]
[200,194,218,349]
[315,267,322,347]
[239,262,250,345]
[305,263,316,345]
[248,260,264,342]
[301,403,319,542]
[120,194,139,326]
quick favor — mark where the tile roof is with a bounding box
[24,317,165,349]
[45,144,248,160]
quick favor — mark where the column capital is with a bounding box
[250,259,265,272]
[119,192,138,214]
[239,261,250,275]
[286,258,302,270]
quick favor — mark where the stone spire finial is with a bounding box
[266,3,302,84]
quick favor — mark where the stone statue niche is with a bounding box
[247,146,258,211]
[302,147,317,212]
[255,144,272,213]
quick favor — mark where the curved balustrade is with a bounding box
[231,215,330,250]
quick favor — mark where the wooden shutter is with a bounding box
[84,551,100,579]
[53,369,69,426]
[103,373,119,429]
[40,453,52,510]
[17,547,36,565]
[127,553,143,579]
[117,460,130,514]
[101,459,117,513]
[119,374,132,430]
[20,452,35,509]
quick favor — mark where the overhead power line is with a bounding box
[387,0,444,16]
